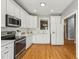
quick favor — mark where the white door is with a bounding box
[56,17,64,45]
[51,23,57,45]
[51,16,64,45]
[50,16,57,45]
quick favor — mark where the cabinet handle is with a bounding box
[52,32,55,34]
[4,51,9,54]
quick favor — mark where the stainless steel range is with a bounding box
[15,36,26,58]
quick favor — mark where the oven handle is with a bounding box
[15,38,26,43]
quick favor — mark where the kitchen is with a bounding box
[1,0,78,59]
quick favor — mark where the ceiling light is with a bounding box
[51,9,54,12]
[40,2,46,7]
[34,9,37,12]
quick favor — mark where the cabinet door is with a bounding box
[26,15,29,28]
[26,36,32,49]
[1,51,7,59]
[28,16,37,28]
[20,9,25,28]
[24,11,28,28]
[28,15,33,28]
[8,48,14,59]
[14,5,20,18]
[1,50,9,59]
[7,0,14,16]
[1,0,6,27]
[33,16,37,28]
[8,43,14,59]
[1,43,14,59]
[24,15,37,28]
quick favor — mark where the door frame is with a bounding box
[63,10,78,58]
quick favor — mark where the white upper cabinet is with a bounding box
[14,4,20,18]
[25,15,37,28]
[1,0,37,28]
[7,0,15,16]
[33,16,38,28]
[1,0,7,27]
[27,15,37,28]
[7,0,20,18]
[20,9,26,28]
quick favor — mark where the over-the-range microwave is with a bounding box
[6,14,21,27]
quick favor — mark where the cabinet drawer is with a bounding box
[1,44,9,52]
[1,43,14,52]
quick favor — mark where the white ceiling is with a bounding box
[15,0,74,16]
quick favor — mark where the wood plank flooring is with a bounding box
[22,40,76,59]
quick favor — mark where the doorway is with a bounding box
[64,14,76,44]
[64,14,76,57]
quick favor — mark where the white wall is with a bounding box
[62,0,78,18]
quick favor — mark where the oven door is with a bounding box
[15,37,26,57]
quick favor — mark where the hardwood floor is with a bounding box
[22,40,76,59]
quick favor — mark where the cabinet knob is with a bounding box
[52,32,55,34]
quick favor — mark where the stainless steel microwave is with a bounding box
[6,14,21,27]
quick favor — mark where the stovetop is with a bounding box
[1,31,26,40]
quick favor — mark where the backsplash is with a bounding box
[1,27,27,32]
[1,27,35,35]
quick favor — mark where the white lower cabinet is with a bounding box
[1,42,14,59]
[33,34,50,44]
[26,36,32,49]
[1,50,9,59]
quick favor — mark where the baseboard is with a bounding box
[68,38,75,40]
[33,43,50,45]
[26,44,33,51]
